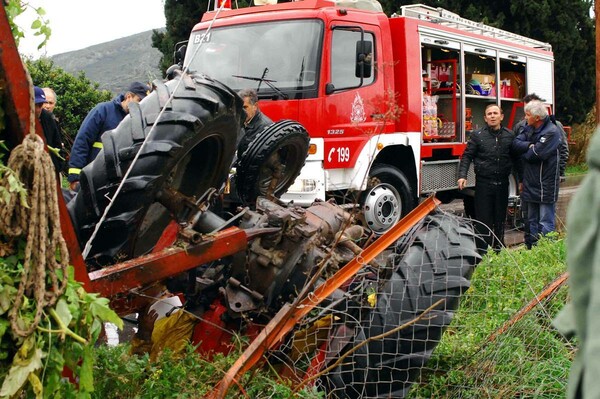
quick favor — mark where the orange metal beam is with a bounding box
[88,227,247,304]
[209,195,440,398]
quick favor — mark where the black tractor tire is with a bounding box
[361,163,416,234]
[321,212,481,398]
[235,120,309,205]
[68,74,244,264]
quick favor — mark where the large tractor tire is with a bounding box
[68,74,244,264]
[235,120,309,205]
[321,212,481,398]
[361,163,416,234]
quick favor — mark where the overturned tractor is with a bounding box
[1,50,482,396]
[62,71,483,398]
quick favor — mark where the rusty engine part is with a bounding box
[224,197,362,317]
[155,195,367,323]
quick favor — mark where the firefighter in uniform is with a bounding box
[67,82,150,190]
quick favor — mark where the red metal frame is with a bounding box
[0,6,36,148]
[89,227,248,314]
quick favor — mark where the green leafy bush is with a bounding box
[92,342,324,399]
[24,58,113,149]
[0,261,123,398]
[566,163,588,175]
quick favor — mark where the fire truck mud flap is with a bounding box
[235,119,309,205]
[68,74,243,264]
[320,211,481,398]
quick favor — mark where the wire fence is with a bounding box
[104,209,573,399]
[257,212,572,398]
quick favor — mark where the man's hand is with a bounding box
[457,178,467,190]
[69,181,80,191]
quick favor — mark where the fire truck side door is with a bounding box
[320,23,386,170]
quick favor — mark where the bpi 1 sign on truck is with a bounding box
[180,0,554,233]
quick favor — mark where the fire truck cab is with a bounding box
[183,0,554,233]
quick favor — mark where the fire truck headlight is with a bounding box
[288,178,317,193]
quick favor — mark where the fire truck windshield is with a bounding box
[184,20,323,98]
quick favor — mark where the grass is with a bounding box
[565,163,588,175]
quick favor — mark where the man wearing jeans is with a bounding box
[512,100,561,248]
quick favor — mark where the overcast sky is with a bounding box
[16,0,167,58]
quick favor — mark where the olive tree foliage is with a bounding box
[502,0,595,125]
[4,2,111,149]
[25,58,112,147]
[388,0,594,125]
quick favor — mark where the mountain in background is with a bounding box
[51,29,165,95]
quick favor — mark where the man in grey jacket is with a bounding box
[513,93,569,179]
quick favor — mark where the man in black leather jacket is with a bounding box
[236,88,273,157]
[458,104,516,251]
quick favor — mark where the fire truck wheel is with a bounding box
[235,120,309,205]
[68,74,243,264]
[321,212,481,398]
[362,164,416,234]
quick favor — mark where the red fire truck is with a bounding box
[183,0,554,233]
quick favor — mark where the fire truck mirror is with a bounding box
[173,41,188,66]
[355,40,373,79]
[325,83,336,95]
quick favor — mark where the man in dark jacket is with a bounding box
[513,93,569,178]
[236,88,273,157]
[458,104,516,251]
[512,93,569,248]
[41,87,68,172]
[33,86,65,176]
[512,100,561,248]
[67,81,150,190]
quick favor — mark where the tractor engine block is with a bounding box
[224,197,360,318]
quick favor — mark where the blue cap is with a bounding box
[127,82,150,99]
[34,86,47,104]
